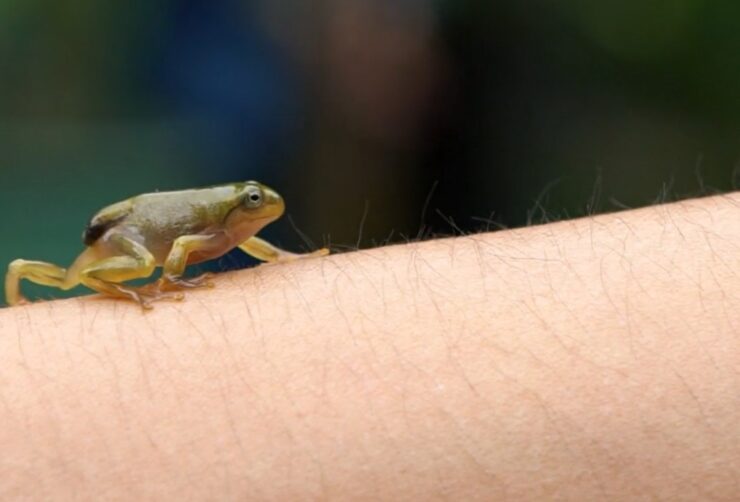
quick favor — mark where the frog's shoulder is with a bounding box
[82,199,134,246]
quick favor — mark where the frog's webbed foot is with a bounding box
[128,274,213,310]
[11,294,31,307]
[114,284,185,310]
[308,248,331,258]
[156,273,215,292]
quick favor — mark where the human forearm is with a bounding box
[0,193,738,500]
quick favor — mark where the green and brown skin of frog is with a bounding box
[4,181,329,309]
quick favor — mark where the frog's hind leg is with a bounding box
[79,234,181,309]
[6,246,115,306]
[5,259,76,306]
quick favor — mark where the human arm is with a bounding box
[0,193,738,500]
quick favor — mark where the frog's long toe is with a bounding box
[11,295,31,307]
[121,285,185,310]
[157,273,215,291]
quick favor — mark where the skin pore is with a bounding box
[0,193,738,500]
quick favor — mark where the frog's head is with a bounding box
[225,181,286,237]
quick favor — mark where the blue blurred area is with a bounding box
[153,0,304,176]
[1,0,738,304]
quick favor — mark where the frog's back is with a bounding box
[83,185,241,248]
[126,186,239,237]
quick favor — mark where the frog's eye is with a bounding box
[244,187,263,208]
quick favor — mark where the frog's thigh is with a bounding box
[5,260,69,305]
[163,234,226,279]
[238,236,329,263]
[80,235,155,301]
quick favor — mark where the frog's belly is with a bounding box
[186,247,230,266]
[141,242,231,268]
[105,224,234,267]
[144,245,229,267]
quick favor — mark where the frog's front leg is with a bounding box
[156,234,228,291]
[79,234,177,309]
[238,236,329,264]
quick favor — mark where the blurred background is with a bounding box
[1,0,739,304]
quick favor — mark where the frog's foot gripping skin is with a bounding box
[154,273,215,292]
[239,236,330,264]
[98,281,186,310]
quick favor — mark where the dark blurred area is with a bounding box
[2,0,739,303]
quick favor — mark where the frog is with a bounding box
[4,181,329,309]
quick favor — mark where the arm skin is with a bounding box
[0,194,738,501]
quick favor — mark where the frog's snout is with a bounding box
[263,186,285,217]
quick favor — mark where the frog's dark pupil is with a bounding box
[250,193,261,202]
